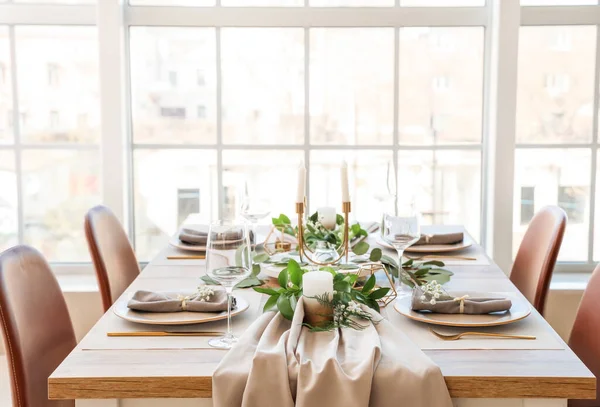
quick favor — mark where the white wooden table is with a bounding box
[49,226,596,407]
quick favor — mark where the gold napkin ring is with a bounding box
[177,295,190,311]
[453,295,470,314]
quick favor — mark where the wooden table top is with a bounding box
[48,227,596,400]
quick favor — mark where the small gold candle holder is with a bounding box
[296,201,351,266]
[352,263,397,307]
[263,225,296,256]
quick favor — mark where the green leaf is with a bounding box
[277,294,295,320]
[280,214,291,224]
[278,268,289,288]
[235,276,263,289]
[263,294,279,312]
[352,241,369,256]
[252,264,261,276]
[200,275,218,285]
[362,274,376,293]
[351,223,362,234]
[309,212,319,223]
[272,217,282,226]
[253,253,270,264]
[253,287,279,296]
[381,254,399,269]
[414,268,431,277]
[365,298,380,313]
[369,287,390,300]
[333,280,351,293]
[336,214,345,225]
[369,248,383,262]
[319,266,337,276]
[402,259,414,268]
[422,260,445,267]
[288,259,303,286]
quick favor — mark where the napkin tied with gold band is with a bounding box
[213,297,452,407]
[411,288,511,315]
[127,288,234,313]
[414,232,463,246]
[179,226,255,248]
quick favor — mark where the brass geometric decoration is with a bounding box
[352,263,398,307]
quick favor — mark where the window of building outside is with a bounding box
[0,1,599,272]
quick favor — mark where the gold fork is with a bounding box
[430,328,536,341]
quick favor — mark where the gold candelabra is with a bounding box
[296,200,352,266]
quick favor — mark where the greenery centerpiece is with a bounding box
[254,259,389,331]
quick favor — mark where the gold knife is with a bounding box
[107,331,224,337]
[167,255,206,260]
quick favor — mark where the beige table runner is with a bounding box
[383,302,564,350]
[78,290,263,350]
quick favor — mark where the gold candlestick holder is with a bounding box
[296,200,351,266]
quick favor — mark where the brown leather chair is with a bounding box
[85,205,140,312]
[568,264,600,407]
[510,205,567,315]
[0,245,76,407]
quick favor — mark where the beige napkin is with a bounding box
[414,232,463,246]
[213,297,452,407]
[179,226,208,246]
[411,288,512,315]
[127,289,232,312]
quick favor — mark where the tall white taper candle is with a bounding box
[296,161,306,204]
[341,160,350,203]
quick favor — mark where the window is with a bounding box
[558,186,587,224]
[520,186,535,225]
[177,188,200,226]
[2,0,598,273]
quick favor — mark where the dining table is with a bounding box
[48,224,596,407]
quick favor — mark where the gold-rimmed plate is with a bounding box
[376,235,473,253]
[393,292,531,327]
[113,292,250,325]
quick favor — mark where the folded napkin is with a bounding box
[213,297,452,407]
[179,226,208,246]
[411,288,512,315]
[414,232,463,246]
[127,288,234,313]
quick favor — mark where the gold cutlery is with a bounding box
[406,254,477,261]
[430,328,536,341]
[107,331,224,337]
[167,255,206,260]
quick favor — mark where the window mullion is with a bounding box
[9,25,23,245]
[98,0,126,224]
[488,0,520,274]
[216,27,224,220]
[393,27,399,216]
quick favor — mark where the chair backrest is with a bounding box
[510,205,566,314]
[85,205,140,311]
[0,246,76,407]
[568,264,600,407]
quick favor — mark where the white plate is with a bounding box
[113,292,250,325]
[169,231,266,253]
[376,235,473,253]
[394,291,531,328]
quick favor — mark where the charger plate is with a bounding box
[114,292,249,325]
[376,235,473,253]
[394,291,531,327]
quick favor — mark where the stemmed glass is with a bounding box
[206,222,252,349]
[381,210,421,297]
[240,195,271,248]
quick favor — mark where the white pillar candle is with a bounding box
[341,160,350,203]
[317,207,337,230]
[296,161,306,204]
[303,271,333,299]
[303,271,334,326]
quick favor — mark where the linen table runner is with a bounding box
[213,297,452,407]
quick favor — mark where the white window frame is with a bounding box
[1,0,599,275]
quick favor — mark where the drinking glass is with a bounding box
[206,222,252,349]
[381,211,421,297]
[240,197,271,248]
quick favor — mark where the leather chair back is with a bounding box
[85,205,140,311]
[568,264,600,407]
[0,246,76,407]
[510,205,566,314]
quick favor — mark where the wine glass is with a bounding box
[206,222,252,349]
[239,196,271,248]
[381,211,421,297]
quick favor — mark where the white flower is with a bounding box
[420,295,426,301]
[196,285,214,302]
[429,299,436,305]
[347,301,362,314]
